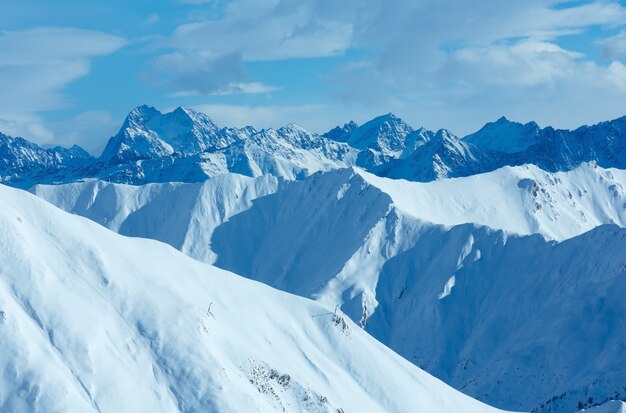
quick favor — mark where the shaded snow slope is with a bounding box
[29,166,626,412]
[0,183,512,413]
[31,174,282,263]
[32,164,626,269]
[205,168,626,412]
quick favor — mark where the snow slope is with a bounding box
[201,168,626,412]
[31,173,282,263]
[0,183,513,413]
[357,163,626,241]
[32,163,626,270]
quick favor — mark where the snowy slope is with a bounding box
[357,163,626,241]
[0,183,513,413]
[27,166,626,412]
[198,168,626,412]
[31,174,282,263]
[32,163,626,271]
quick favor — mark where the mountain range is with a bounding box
[31,162,626,412]
[1,183,515,413]
[3,105,626,188]
[3,105,626,412]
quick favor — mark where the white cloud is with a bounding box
[169,82,281,97]
[161,0,354,66]
[0,110,120,155]
[601,30,626,58]
[145,13,160,25]
[49,110,120,155]
[449,40,584,86]
[154,51,246,95]
[0,27,126,145]
[176,0,215,4]
[309,0,626,134]
[0,114,54,143]
[605,61,626,89]
[159,1,626,112]
[190,103,328,130]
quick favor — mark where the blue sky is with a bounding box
[1,0,626,153]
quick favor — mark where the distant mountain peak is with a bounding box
[279,122,308,133]
[348,112,413,154]
[363,112,404,127]
[322,121,359,142]
[124,104,160,125]
[239,125,257,135]
[4,105,626,188]
[464,116,542,153]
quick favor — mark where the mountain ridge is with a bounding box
[31,162,626,412]
[3,106,626,187]
[1,181,514,413]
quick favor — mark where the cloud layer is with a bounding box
[0,27,126,145]
[147,0,626,134]
[2,1,626,147]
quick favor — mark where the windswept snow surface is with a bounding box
[31,174,282,263]
[32,163,626,267]
[203,168,626,412]
[356,163,626,241]
[28,164,626,412]
[0,183,513,413]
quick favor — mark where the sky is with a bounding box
[1,0,626,154]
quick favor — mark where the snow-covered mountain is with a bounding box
[322,113,414,168]
[322,114,626,181]
[33,163,626,260]
[462,116,626,173]
[99,105,244,163]
[31,163,626,412]
[0,132,93,188]
[1,106,356,187]
[205,169,626,413]
[357,163,626,241]
[0,182,514,413]
[3,106,626,186]
[372,128,487,181]
[93,106,356,184]
[6,105,626,412]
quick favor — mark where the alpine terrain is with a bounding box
[3,105,626,413]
